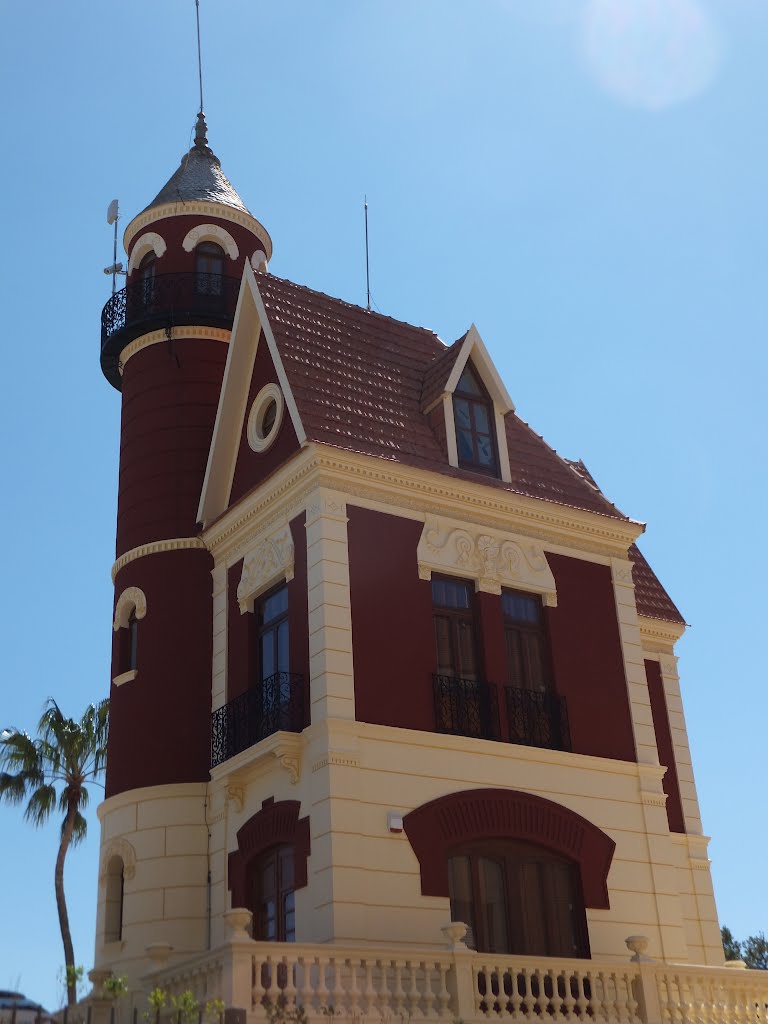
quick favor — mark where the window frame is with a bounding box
[452,363,500,477]
[501,589,553,692]
[448,839,590,958]
[431,576,480,681]
[248,843,296,943]
[254,581,290,685]
[138,250,156,305]
[195,240,225,296]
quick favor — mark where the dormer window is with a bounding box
[195,241,225,296]
[453,363,498,476]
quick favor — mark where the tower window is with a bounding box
[453,363,499,476]
[138,251,156,305]
[104,855,125,943]
[195,241,225,296]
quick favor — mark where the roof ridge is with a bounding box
[256,269,444,342]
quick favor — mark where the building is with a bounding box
[92,112,765,1023]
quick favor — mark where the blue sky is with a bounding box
[1,0,766,1009]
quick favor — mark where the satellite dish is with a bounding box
[107,199,119,225]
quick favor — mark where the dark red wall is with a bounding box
[117,339,227,555]
[107,548,213,797]
[348,507,436,730]
[126,214,263,280]
[546,554,636,762]
[226,515,309,709]
[229,336,301,507]
[645,659,685,833]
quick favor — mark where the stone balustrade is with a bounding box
[137,933,768,1024]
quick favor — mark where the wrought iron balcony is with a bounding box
[100,272,240,388]
[505,685,571,752]
[433,673,500,741]
[211,672,305,768]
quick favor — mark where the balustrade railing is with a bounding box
[142,937,768,1024]
[211,672,304,768]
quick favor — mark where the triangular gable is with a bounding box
[433,323,515,484]
[197,262,306,528]
[445,324,515,413]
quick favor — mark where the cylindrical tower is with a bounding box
[94,114,271,980]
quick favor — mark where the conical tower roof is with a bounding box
[142,112,249,215]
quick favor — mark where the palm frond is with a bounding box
[69,809,88,847]
[0,771,30,803]
[24,783,57,826]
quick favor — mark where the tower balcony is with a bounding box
[100,272,241,388]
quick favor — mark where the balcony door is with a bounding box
[254,584,291,735]
[248,844,296,943]
[448,841,589,958]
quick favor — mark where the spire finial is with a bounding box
[194,111,209,151]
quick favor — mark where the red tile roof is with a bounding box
[257,271,628,520]
[629,544,685,624]
[420,335,465,413]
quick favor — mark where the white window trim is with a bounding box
[247,383,285,453]
[127,231,167,274]
[113,586,147,630]
[182,223,239,259]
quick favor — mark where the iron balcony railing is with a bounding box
[433,673,500,741]
[211,671,305,768]
[433,674,571,752]
[505,685,571,752]
[100,272,240,387]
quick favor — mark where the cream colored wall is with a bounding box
[99,454,724,974]
[94,783,210,986]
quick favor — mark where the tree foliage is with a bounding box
[722,926,768,969]
[0,698,109,1006]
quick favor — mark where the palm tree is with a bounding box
[0,698,109,1007]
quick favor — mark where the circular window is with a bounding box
[247,383,285,452]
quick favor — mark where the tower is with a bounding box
[96,114,271,969]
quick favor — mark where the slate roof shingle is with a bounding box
[629,544,685,625]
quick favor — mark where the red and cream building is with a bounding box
[93,114,762,1023]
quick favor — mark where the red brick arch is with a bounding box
[403,788,615,909]
[227,798,310,908]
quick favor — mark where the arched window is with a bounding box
[195,242,225,296]
[104,855,125,943]
[138,251,156,306]
[453,362,498,476]
[247,844,296,942]
[448,841,589,958]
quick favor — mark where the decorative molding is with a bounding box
[236,524,295,613]
[251,249,268,272]
[124,202,272,259]
[112,669,138,688]
[417,514,557,601]
[689,858,711,871]
[182,222,239,259]
[640,790,668,808]
[638,615,686,650]
[246,383,285,453]
[228,800,310,908]
[120,326,230,373]
[279,755,301,785]
[306,490,347,523]
[113,586,147,629]
[127,231,167,273]
[612,562,634,585]
[312,752,361,772]
[112,537,207,581]
[225,785,245,813]
[99,838,137,882]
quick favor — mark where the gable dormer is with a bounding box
[422,324,514,483]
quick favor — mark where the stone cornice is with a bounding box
[124,202,272,257]
[638,615,686,650]
[203,444,644,564]
[112,537,207,581]
[120,326,231,372]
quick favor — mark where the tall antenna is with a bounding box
[364,196,371,311]
[104,200,124,295]
[195,0,205,113]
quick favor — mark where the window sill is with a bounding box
[102,938,126,952]
[112,669,138,687]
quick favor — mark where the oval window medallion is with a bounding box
[247,383,284,452]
